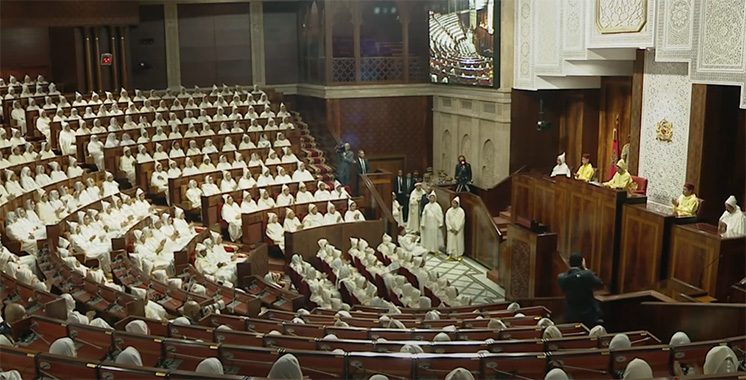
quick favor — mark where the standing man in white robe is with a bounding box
[445,197,465,260]
[420,191,444,253]
[406,183,426,233]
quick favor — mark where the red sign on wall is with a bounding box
[100,53,113,66]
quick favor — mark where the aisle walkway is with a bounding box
[423,254,505,304]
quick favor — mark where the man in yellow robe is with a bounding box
[672,183,699,217]
[602,159,632,190]
[574,153,595,182]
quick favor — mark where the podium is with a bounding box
[668,223,745,301]
[498,224,559,299]
[618,203,696,292]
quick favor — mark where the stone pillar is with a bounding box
[499,0,515,90]
[164,2,181,88]
[352,3,362,82]
[250,0,266,85]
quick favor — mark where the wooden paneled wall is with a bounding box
[177,3,252,87]
[510,89,600,174]
[128,4,168,90]
[264,2,300,85]
[0,1,138,28]
[326,96,432,173]
[597,76,633,181]
[0,27,51,80]
[687,85,746,224]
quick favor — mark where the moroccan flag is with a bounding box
[607,126,620,181]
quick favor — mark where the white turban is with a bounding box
[703,346,738,375]
[49,337,77,357]
[125,320,149,335]
[444,368,475,380]
[622,358,653,379]
[115,346,143,366]
[608,333,631,350]
[267,353,303,379]
[196,357,224,375]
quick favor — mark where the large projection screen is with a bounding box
[429,0,496,87]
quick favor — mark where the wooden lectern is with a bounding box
[618,202,696,292]
[498,224,559,299]
[668,223,746,301]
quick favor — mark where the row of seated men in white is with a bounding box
[287,233,467,313]
[9,85,283,134]
[3,178,128,256]
[8,84,272,109]
[55,117,294,160]
[187,173,336,205]
[0,157,100,203]
[0,141,56,167]
[58,115,294,143]
[261,200,365,246]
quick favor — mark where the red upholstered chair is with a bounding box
[631,176,648,195]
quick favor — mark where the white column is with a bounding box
[164,2,182,88]
[250,0,266,85]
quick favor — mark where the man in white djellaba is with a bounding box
[445,197,465,260]
[406,183,426,233]
[420,191,444,253]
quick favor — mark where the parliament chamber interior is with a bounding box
[0,0,744,379]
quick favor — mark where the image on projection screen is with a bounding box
[429,0,495,87]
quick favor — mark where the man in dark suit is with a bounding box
[558,253,604,327]
[394,169,407,201]
[396,171,414,222]
[455,155,473,193]
[356,150,370,175]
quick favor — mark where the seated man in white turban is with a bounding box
[221,195,243,242]
[295,182,314,203]
[130,286,168,321]
[303,204,324,229]
[314,181,331,201]
[344,200,365,222]
[195,238,245,283]
[275,185,294,207]
[322,202,343,225]
[265,212,285,251]
[719,195,746,238]
[292,162,314,182]
[550,152,571,178]
[283,208,302,233]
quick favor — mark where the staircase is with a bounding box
[493,207,511,241]
[297,116,341,182]
[294,117,335,182]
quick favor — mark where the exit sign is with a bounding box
[100,53,113,66]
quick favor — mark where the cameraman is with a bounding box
[336,142,355,185]
[454,155,472,193]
